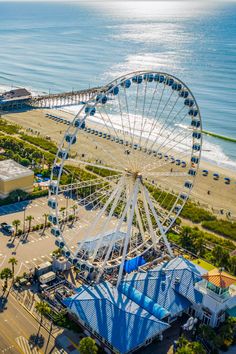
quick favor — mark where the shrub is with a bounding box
[0,119,20,134]
[21,134,58,154]
[86,165,119,177]
[202,219,236,241]
[181,201,216,223]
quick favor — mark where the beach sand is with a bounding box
[3,109,236,218]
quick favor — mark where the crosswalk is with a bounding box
[15,336,64,354]
[15,336,39,354]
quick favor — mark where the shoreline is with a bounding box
[2,108,236,217]
[59,106,236,175]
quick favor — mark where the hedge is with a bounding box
[0,118,20,135]
[21,134,58,154]
[181,201,216,223]
[202,219,236,241]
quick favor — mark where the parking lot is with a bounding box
[0,195,119,276]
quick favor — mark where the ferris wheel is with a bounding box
[48,70,202,285]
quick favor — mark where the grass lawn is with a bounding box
[191,258,215,271]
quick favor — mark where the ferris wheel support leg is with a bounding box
[90,178,125,262]
[135,205,146,242]
[143,185,174,258]
[117,179,140,287]
[96,179,139,284]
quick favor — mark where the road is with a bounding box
[0,290,61,354]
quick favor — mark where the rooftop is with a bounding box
[0,159,34,181]
[0,88,31,102]
[63,281,169,354]
[202,269,236,288]
[63,257,206,353]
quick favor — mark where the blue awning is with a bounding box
[124,256,146,273]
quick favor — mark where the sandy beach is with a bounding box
[3,108,236,218]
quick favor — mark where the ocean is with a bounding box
[0,1,235,170]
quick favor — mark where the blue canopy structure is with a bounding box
[119,282,170,320]
[124,256,146,273]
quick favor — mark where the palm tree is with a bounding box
[0,268,13,293]
[60,207,66,223]
[71,204,78,217]
[12,219,21,235]
[35,301,51,332]
[71,204,78,224]
[8,257,18,279]
[26,215,34,233]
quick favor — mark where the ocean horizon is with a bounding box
[0,1,235,171]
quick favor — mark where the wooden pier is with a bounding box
[29,86,105,108]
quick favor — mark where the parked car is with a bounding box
[0,222,14,235]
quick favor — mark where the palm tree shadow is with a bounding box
[28,333,45,349]
[0,295,8,312]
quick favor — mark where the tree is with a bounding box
[211,245,229,268]
[179,227,195,252]
[12,219,21,235]
[71,204,78,217]
[229,256,236,275]
[176,336,206,354]
[0,267,13,292]
[194,236,205,257]
[35,301,51,325]
[8,257,18,277]
[26,215,34,232]
[78,337,98,354]
[20,157,30,167]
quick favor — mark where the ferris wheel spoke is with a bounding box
[85,176,125,238]
[141,186,158,250]
[135,204,146,242]
[145,97,185,153]
[89,177,125,262]
[146,81,159,117]
[96,178,138,282]
[138,80,148,147]
[95,107,131,168]
[74,177,125,257]
[144,171,188,178]
[142,184,173,257]
[131,83,140,148]
[67,158,123,175]
[143,132,192,173]
[99,104,136,171]
[158,95,181,136]
[147,110,189,155]
[142,83,169,151]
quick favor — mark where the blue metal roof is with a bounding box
[121,257,203,316]
[121,273,192,317]
[63,281,169,354]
